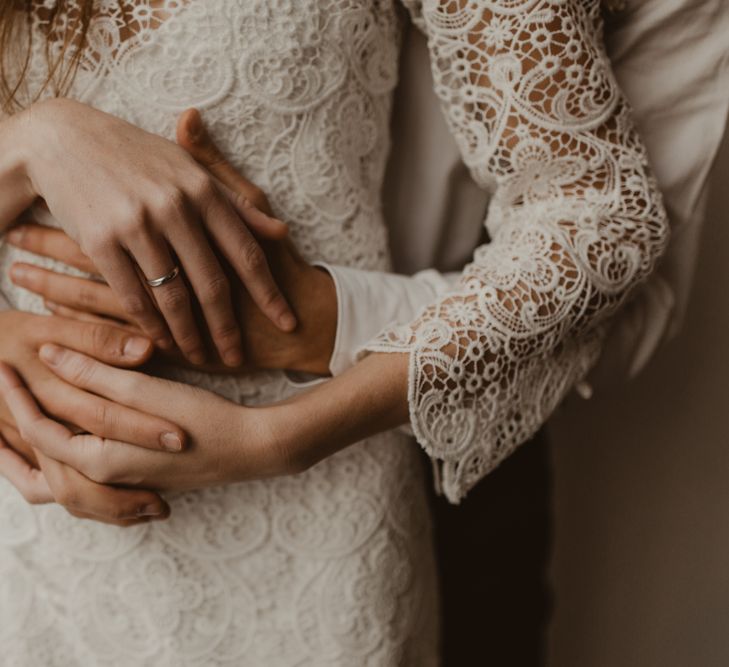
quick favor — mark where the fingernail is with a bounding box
[39,343,64,366]
[188,349,206,365]
[187,110,203,141]
[279,312,297,332]
[123,337,151,359]
[44,300,59,312]
[137,504,165,518]
[6,228,24,245]
[222,348,243,368]
[160,432,183,452]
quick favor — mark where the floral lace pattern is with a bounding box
[367,0,669,502]
[0,1,440,665]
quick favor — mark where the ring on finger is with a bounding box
[145,265,181,288]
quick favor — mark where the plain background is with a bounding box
[548,121,729,666]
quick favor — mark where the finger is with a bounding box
[96,245,174,351]
[129,232,206,364]
[36,346,198,428]
[45,314,153,368]
[10,263,128,321]
[42,374,186,453]
[36,350,186,452]
[0,419,39,466]
[0,362,77,456]
[0,433,52,504]
[5,224,98,274]
[176,109,273,215]
[0,363,131,476]
[220,185,289,241]
[205,194,296,332]
[45,300,140,333]
[167,220,243,367]
[36,450,169,524]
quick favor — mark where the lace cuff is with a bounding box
[364,0,669,502]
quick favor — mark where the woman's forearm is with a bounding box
[0,109,36,231]
[268,352,410,471]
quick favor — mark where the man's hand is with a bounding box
[7,110,338,376]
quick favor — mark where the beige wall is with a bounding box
[548,125,729,666]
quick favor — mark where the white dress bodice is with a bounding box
[0,0,672,662]
[0,2,439,665]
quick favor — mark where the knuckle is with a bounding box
[159,285,190,314]
[92,402,117,433]
[121,294,148,318]
[189,174,216,203]
[89,323,114,351]
[154,187,188,219]
[211,320,240,344]
[80,233,113,258]
[66,355,95,387]
[200,274,230,305]
[77,284,99,309]
[118,204,149,237]
[239,240,265,273]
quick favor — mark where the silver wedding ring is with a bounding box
[146,265,180,288]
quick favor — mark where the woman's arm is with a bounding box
[0,347,408,493]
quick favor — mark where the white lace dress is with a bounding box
[0,1,668,665]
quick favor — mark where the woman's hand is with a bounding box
[0,311,183,523]
[0,348,291,492]
[17,98,296,366]
[0,345,409,496]
[8,109,338,375]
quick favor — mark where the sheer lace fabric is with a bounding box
[366,0,669,502]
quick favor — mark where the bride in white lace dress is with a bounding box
[0,1,668,664]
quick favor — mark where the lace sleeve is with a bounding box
[365,0,670,502]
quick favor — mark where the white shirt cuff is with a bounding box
[314,262,458,376]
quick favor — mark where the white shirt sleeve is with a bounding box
[315,263,459,376]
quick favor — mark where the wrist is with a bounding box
[263,352,410,474]
[0,110,37,228]
[287,263,337,374]
[16,98,69,195]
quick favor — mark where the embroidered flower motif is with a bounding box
[482,17,512,49]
